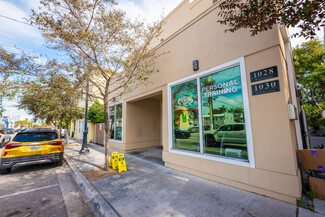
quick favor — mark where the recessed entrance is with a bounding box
[125,91,163,164]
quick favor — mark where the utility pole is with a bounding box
[80,57,90,154]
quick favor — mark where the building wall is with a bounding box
[124,98,162,152]
[88,123,95,143]
[70,120,94,143]
[108,0,301,204]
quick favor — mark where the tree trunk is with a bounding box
[104,97,110,171]
[66,123,69,146]
[59,120,62,139]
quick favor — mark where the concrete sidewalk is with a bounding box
[64,139,323,217]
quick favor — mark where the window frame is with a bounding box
[167,57,255,168]
[108,101,123,143]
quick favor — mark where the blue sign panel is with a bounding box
[252,80,280,95]
[250,66,278,83]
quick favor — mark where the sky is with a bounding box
[0,0,324,121]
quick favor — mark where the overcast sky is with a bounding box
[0,0,323,120]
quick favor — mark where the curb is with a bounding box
[64,153,120,217]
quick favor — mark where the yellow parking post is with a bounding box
[109,152,118,169]
[118,153,127,173]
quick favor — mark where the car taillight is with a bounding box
[5,143,22,149]
[50,141,62,146]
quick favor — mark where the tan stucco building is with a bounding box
[100,0,303,204]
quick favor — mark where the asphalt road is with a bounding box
[0,161,94,217]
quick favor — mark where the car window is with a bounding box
[0,130,5,134]
[233,124,244,131]
[218,125,233,131]
[13,132,58,142]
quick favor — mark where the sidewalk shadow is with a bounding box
[69,156,104,170]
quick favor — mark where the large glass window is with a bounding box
[169,64,251,163]
[200,66,247,160]
[109,103,122,141]
[116,104,122,140]
[109,107,115,139]
[171,80,200,152]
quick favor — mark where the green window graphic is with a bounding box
[171,80,200,152]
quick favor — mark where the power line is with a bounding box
[0,42,19,49]
[0,15,74,62]
[0,42,27,56]
[0,42,70,61]
[0,14,33,26]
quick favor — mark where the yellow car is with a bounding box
[0,128,64,174]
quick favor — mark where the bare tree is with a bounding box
[30,0,163,170]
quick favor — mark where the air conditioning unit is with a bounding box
[225,148,242,159]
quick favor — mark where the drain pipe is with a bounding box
[279,26,304,150]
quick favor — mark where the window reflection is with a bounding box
[109,106,115,139]
[108,104,123,140]
[116,104,122,140]
[200,66,248,160]
[172,80,200,152]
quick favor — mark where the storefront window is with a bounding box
[200,66,247,160]
[116,104,122,140]
[171,80,200,152]
[109,103,122,141]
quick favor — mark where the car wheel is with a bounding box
[56,157,63,166]
[0,168,11,174]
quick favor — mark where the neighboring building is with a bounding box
[94,0,303,204]
[70,119,94,143]
[70,93,96,143]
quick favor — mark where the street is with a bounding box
[0,160,94,217]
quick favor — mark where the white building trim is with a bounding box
[167,57,255,168]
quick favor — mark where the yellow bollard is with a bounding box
[109,152,118,169]
[118,153,127,173]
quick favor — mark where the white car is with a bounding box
[0,129,11,148]
[214,123,246,144]
[205,123,246,147]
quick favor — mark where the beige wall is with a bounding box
[108,0,301,204]
[109,95,162,152]
[126,98,162,151]
[125,1,280,101]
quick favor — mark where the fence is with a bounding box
[94,123,105,145]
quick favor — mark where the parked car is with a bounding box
[0,130,11,148]
[0,128,64,174]
[175,128,191,139]
[5,128,15,134]
[205,123,246,147]
[188,126,199,133]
